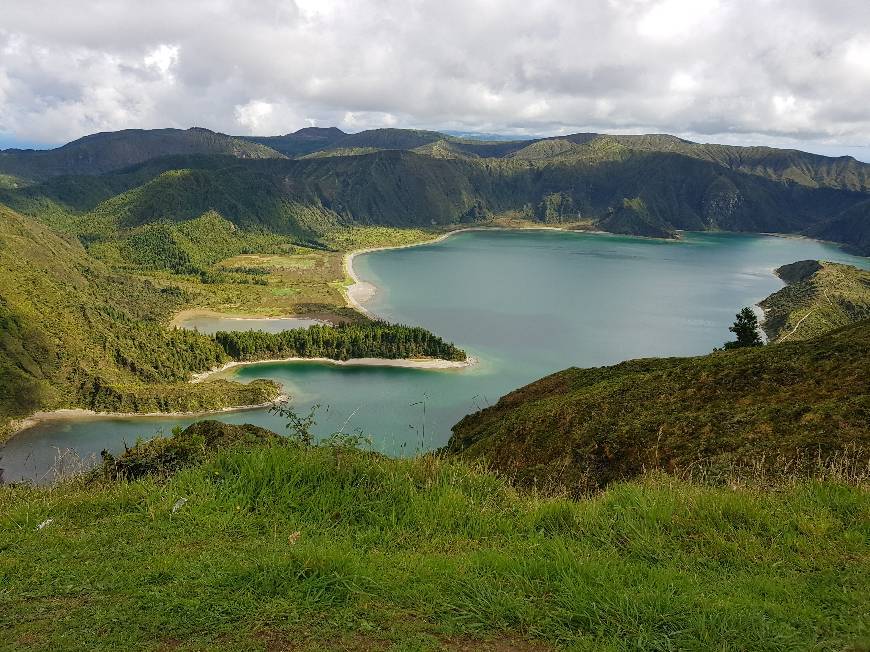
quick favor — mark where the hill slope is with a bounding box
[0,205,278,434]
[6,148,869,252]
[448,320,870,492]
[0,128,283,180]
[759,260,870,341]
[3,126,870,252]
[2,422,868,649]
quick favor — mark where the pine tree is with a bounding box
[723,307,763,349]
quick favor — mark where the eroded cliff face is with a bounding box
[701,176,744,229]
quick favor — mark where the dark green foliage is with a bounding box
[5,132,870,252]
[536,192,576,223]
[0,205,279,427]
[449,320,870,493]
[723,307,763,349]
[241,127,347,157]
[108,212,290,275]
[0,127,283,180]
[596,196,676,238]
[99,420,284,480]
[808,198,870,255]
[123,223,195,273]
[215,322,467,362]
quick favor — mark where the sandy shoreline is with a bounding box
[192,355,477,383]
[8,395,288,435]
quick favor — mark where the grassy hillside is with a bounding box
[1,420,867,650]
[0,128,283,180]
[0,203,461,433]
[0,205,280,435]
[759,260,870,341]
[4,127,870,252]
[449,320,870,493]
[6,147,869,252]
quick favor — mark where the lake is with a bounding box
[3,229,868,483]
[172,312,326,334]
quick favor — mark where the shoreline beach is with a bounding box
[6,395,288,438]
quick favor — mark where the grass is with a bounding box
[450,320,870,493]
[760,261,870,342]
[1,436,868,651]
[142,226,440,321]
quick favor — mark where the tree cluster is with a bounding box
[215,321,467,362]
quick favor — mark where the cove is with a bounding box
[3,229,869,483]
[171,311,326,335]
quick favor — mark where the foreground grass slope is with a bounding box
[449,321,870,492]
[759,260,870,341]
[1,424,868,651]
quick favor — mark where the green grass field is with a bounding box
[2,434,868,651]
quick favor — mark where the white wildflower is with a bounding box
[171,498,188,514]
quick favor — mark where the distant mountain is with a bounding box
[242,127,347,157]
[2,126,870,253]
[448,319,870,493]
[4,145,870,253]
[0,127,284,180]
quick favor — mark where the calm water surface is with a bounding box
[3,230,868,483]
[175,315,325,334]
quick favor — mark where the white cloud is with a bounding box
[636,0,722,41]
[0,0,869,157]
[144,44,179,78]
[234,100,274,132]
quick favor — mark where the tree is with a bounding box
[723,307,763,349]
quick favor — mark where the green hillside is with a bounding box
[242,127,347,157]
[448,320,870,493]
[595,197,676,239]
[808,198,870,254]
[6,146,869,252]
[759,260,870,341]
[0,205,279,435]
[3,127,870,252]
[2,418,868,650]
[0,128,283,180]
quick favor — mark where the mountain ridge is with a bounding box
[1,127,869,253]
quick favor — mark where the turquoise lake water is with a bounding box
[2,229,868,483]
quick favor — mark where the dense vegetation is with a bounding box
[449,320,870,493]
[215,322,467,362]
[4,127,870,253]
[0,127,283,180]
[0,203,461,434]
[1,419,867,650]
[0,205,281,436]
[759,260,870,341]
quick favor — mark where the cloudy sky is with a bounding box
[2,0,870,159]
